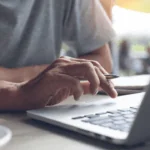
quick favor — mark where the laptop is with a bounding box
[27,81,150,146]
[0,125,12,147]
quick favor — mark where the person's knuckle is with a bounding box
[54,58,62,64]
[83,62,93,70]
[59,56,72,63]
[60,56,70,60]
[94,66,99,71]
[60,56,66,59]
[98,63,102,68]
[92,60,100,66]
[59,57,66,61]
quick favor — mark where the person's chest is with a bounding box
[0,0,65,67]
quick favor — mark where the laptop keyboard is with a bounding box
[72,107,138,132]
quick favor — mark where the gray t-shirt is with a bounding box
[0,0,115,68]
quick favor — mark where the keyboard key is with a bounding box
[90,119,112,125]
[125,118,133,123]
[129,108,137,112]
[110,123,131,131]
[113,120,126,125]
[112,116,124,121]
[89,114,110,121]
[72,116,85,120]
[124,114,135,119]
[119,124,130,129]
[85,116,102,122]
[120,111,132,115]
[107,111,118,114]
[110,125,121,130]
[118,108,130,112]
[98,114,110,118]
[82,120,90,123]
[78,107,136,131]
[89,121,102,125]
[119,124,131,132]
[100,123,114,128]
[95,112,108,115]
[130,110,137,114]
[130,107,138,110]
[84,114,96,118]
[109,114,122,118]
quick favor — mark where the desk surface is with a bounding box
[1,94,150,150]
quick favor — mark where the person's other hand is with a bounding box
[18,56,117,109]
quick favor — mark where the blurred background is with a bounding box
[112,0,150,75]
[62,0,150,76]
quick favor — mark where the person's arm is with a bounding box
[78,0,114,73]
[63,0,115,73]
[100,0,115,20]
[0,57,117,111]
[0,80,27,111]
[79,44,112,73]
[0,65,48,82]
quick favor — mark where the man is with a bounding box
[0,0,117,111]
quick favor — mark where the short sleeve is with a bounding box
[63,0,116,56]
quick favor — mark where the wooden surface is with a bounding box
[1,94,150,150]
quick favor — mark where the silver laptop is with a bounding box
[0,125,12,147]
[27,82,150,146]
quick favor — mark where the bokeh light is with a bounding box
[116,0,150,13]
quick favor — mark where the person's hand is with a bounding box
[18,56,117,110]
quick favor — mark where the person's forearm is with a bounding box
[79,44,113,73]
[79,53,112,72]
[0,65,49,82]
[0,81,24,111]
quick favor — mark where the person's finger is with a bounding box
[54,74,84,100]
[80,81,102,94]
[24,57,73,88]
[95,68,118,98]
[48,88,70,105]
[53,56,72,64]
[66,57,109,74]
[63,62,100,95]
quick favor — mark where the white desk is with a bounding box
[1,94,150,150]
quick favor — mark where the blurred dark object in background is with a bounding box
[142,45,150,74]
[119,40,131,74]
